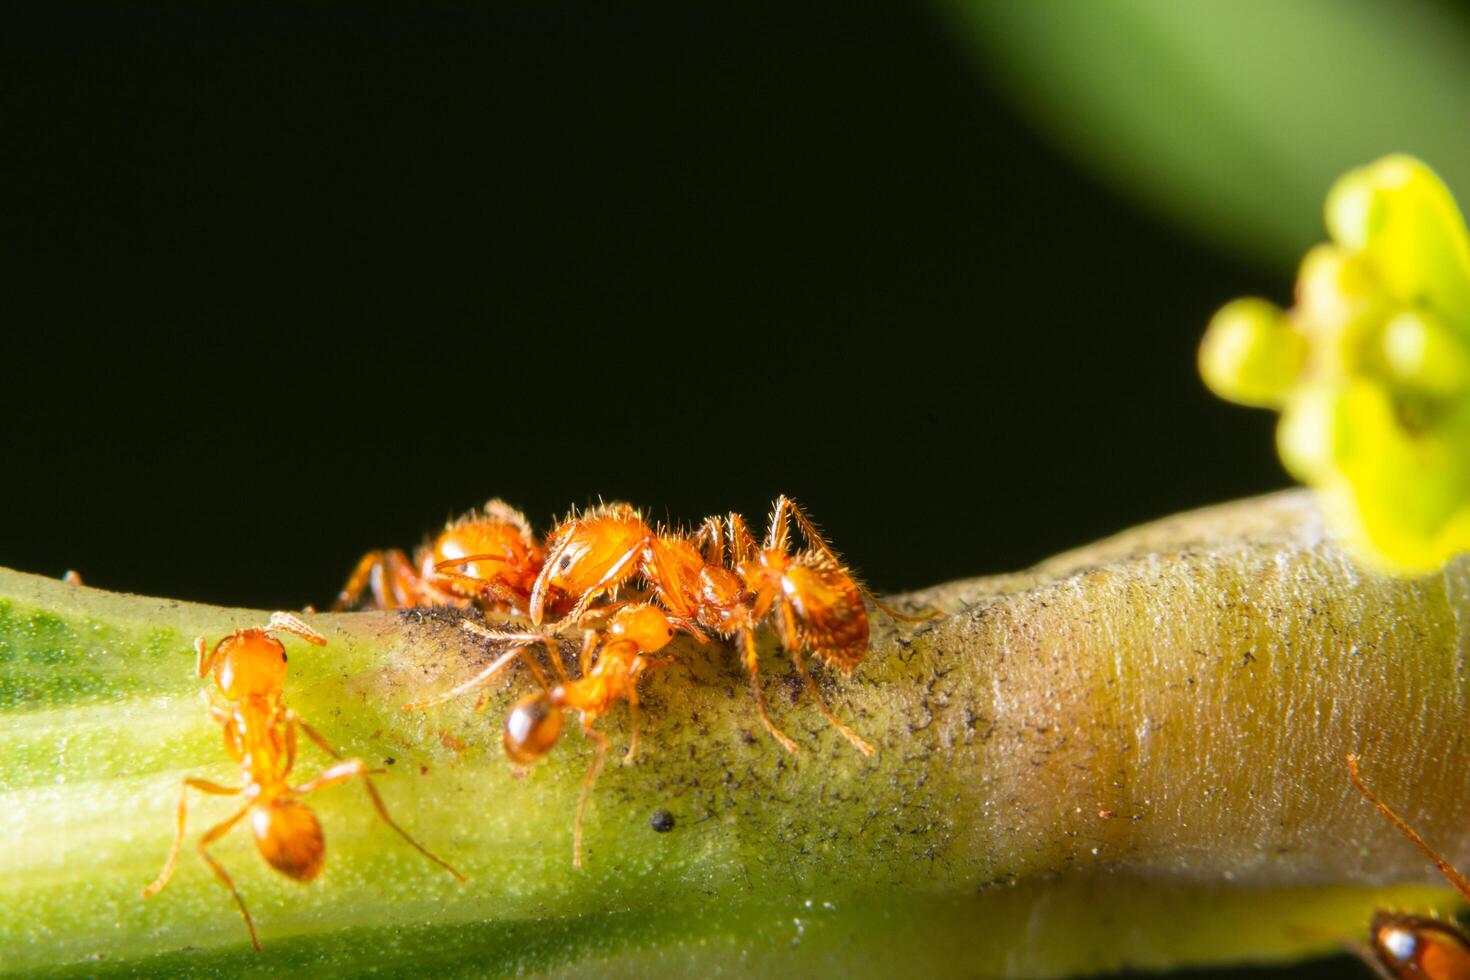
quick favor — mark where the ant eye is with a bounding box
[281,653,288,662]
[559,555,572,571]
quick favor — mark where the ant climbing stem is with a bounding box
[144,613,464,952]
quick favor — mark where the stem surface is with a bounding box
[1,491,1465,977]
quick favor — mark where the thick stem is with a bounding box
[1,490,1465,976]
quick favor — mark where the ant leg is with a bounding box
[727,513,757,564]
[290,720,466,882]
[790,648,875,756]
[142,778,242,899]
[335,551,414,611]
[194,803,260,951]
[333,551,383,610]
[464,619,565,684]
[667,615,709,644]
[623,680,642,765]
[1348,753,1470,901]
[694,515,726,564]
[579,630,600,676]
[431,553,520,606]
[778,496,939,623]
[403,642,532,711]
[529,531,576,625]
[741,630,798,754]
[573,722,611,868]
[195,636,218,678]
[383,550,425,607]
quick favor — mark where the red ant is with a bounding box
[527,502,659,626]
[651,496,935,756]
[143,613,464,950]
[1347,753,1470,978]
[404,603,690,867]
[334,500,543,614]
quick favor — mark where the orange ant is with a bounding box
[143,613,465,950]
[1347,753,1470,978]
[654,496,934,756]
[403,603,689,867]
[528,502,658,626]
[334,500,544,614]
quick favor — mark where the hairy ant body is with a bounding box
[143,613,464,950]
[666,496,933,756]
[528,502,656,626]
[1347,754,1470,979]
[334,500,543,614]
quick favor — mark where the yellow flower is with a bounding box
[1200,156,1470,573]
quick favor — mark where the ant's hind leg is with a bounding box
[790,649,875,757]
[142,778,242,899]
[290,745,466,882]
[333,551,386,611]
[573,724,611,868]
[741,631,798,754]
[193,803,259,951]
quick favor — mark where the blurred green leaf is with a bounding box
[943,0,1470,267]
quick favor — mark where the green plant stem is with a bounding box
[2,491,1467,977]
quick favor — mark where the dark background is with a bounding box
[2,6,1341,975]
[0,2,1288,609]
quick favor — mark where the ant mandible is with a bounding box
[334,500,544,614]
[1347,753,1470,978]
[143,613,465,950]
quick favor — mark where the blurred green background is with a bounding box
[948,0,1470,269]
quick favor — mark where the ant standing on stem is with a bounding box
[143,613,465,951]
[334,500,544,614]
[1347,753,1470,978]
[713,496,936,755]
[403,602,692,867]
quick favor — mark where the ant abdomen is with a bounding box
[505,692,563,765]
[252,800,326,882]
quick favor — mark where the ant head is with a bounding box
[207,613,323,699]
[504,691,563,765]
[608,604,676,654]
[251,799,326,881]
[213,630,289,699]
